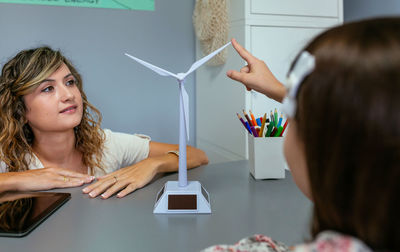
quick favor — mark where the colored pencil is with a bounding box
[245,121,252,135]
[256,127,261,137]
[237,113,252,134]
[270,127,278,137]
[277,113,283,127]
[259,113,267,136]
[279,119,289,136]
[243,110,253,126]
[275,126,283,137]
[270,111,274,126]
[265,122,274,137]
[249,110,257,127]
[250,126,259,137]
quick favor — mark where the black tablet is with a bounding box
[0,192,71,237]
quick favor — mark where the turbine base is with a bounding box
[153,181,211,214]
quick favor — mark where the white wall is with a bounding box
[344,0,400,22]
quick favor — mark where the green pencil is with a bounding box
[265,123,274,137]
[274,126,283,137]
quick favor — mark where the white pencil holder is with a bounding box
[248,136,286,179]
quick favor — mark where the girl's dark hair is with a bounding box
[293,17,400,251]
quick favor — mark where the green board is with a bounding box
[0,0,154,11]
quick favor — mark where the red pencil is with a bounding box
[279,119,289,136]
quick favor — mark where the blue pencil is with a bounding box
[245,121,252,135]
[277,113,283,127]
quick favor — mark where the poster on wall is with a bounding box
[0,0,154,11]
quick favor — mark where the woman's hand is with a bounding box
[82,157,161,199]
[227,38,286,102]
[0,167,95,193]
[82,142,209,199]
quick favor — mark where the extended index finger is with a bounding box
[231,38,257,65]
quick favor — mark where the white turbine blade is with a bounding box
[125,53,179,79]
[182,41,231,78]
[180,81,190,140]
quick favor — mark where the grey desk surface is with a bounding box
[1,160,312,252]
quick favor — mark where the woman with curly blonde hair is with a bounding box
[0,47,208,199]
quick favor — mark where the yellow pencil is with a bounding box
[259,113,267,136]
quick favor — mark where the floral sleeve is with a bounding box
[201,231,372,252]
[202,234,290,252]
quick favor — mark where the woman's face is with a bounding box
[24,63,83,135]
[283,119,312,200]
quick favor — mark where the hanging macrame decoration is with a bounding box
[193,0,229,66]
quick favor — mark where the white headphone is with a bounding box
[282,51,316,118]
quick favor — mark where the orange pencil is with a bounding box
[259,113,267,136]
[249,110,257,127]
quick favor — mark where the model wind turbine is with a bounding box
[125,42,231,214]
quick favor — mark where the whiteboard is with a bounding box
[0,0,154,11]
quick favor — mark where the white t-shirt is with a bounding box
[0,129,151,176]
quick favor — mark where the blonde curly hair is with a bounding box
[0,47,104,175]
